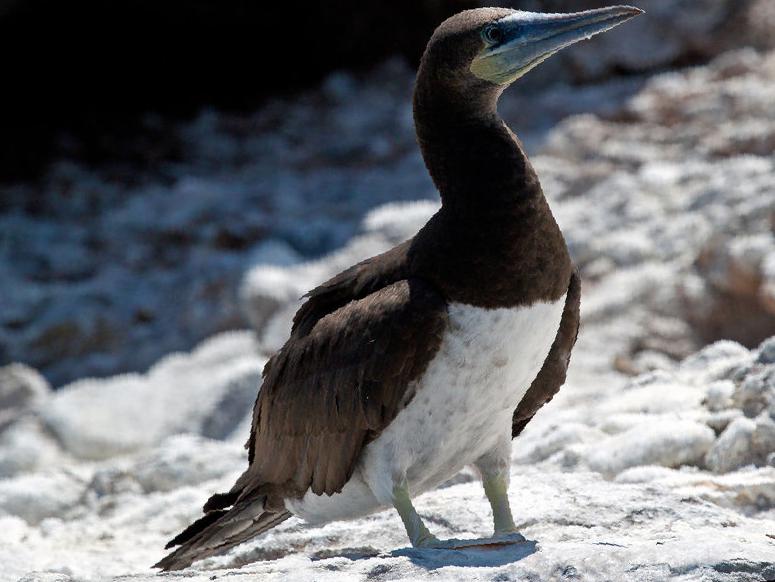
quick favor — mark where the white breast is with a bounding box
[362,295,567,501]
[286,295,567,523]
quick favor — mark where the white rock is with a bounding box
[628,349,675,373]
[362,201,438,242]
[200,370,261,440]
[757,336,775,364]
[615,465,775,512]
[583,419,715,475]
[255,301,303,355]
[85,467,143,500]
[245,239,302,269]
[17,574,74,582]
[596,380,703,416]
[705,417,757,473]
[668,467,775,512]
[0,471,84,524]
[733,368,774,418]
[0,419,63,478]
[132,435,245,493]
[752,414,775,462]
[513,423,604,464]
[0,363,50,432]
[704,409,743,435]
[239,201,435,346]
[614,465,682,484]
[680,340,752,376]
[8,468,775,582]
[597,413,654,435]
[703,380,736,412]
[40,332,263,459]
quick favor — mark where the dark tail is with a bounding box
[153,494,291,571]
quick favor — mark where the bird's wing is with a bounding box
[291,240,412,337]
[237,276,448,502]
[512,270,581,438]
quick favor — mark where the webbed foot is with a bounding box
[412,533,454,549]
[416,534,528,551]
[492,530,526,543]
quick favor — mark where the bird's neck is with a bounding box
[409,79,572,307]
[413,80,543,216]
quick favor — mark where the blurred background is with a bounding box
[2,1,775,578]
[0,0,774,387]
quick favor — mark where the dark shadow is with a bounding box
[391,538,538,570]
[310,546,382,562]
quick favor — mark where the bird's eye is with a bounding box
[482,25,503,45]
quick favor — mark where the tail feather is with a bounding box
[203,490,240,513]
[153,496,291,571]
[165,509,228,549]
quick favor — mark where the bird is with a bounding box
[155,5,642,571]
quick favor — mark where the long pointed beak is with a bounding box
[471,5,644,85]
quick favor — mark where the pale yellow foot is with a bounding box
[392,482,444,548]
[392,479,527,551]
[481,468,525,541]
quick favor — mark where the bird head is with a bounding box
[419,6,643,97]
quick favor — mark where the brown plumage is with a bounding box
[156,277,449,570]
[151,3,646,571]
[242,278,448,499]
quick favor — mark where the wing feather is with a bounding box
[512,270,581,437]
[238,277,447,500]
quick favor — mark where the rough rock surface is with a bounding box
[0,419,62,478]
[514,338,775,482]
[1,30,775,582]
[7,467,774,582]
[0,363,50,431]
[541,48,775,359]
[40,331,263,460]
[2,339,774,580]
[5,243,775,579]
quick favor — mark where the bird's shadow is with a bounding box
[391,538,538,570]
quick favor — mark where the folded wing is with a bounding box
[237,276,448,503]
[512,270,581,437]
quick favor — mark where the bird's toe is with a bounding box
[492,530,527,543]
[413,531,449,549]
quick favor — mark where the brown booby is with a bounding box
[156,5,642,570]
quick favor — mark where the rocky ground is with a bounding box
[2,326,774,581]
[0,18,774,582]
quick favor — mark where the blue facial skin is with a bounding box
[471,6,644,85]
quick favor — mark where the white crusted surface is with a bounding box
[5,466,774,582]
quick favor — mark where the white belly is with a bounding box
[286,295,566,523]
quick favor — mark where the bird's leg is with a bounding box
[392,481,446,548]
[475,443,525,540]
[481,469,520,536]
